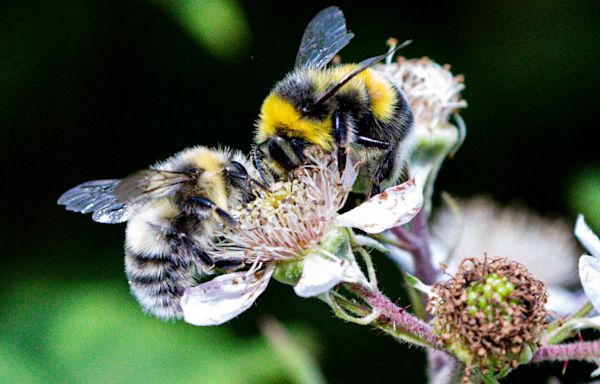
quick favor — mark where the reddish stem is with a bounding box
[532,340,600,363]
[350,284,440,347]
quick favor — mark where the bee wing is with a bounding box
[58,170,193,224]
[58,179,130,224]
[294,6,354,70]
[113,169,193,204]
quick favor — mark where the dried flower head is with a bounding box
[376,55,467,130]
[387,196,583,314]
[428,257,548,378]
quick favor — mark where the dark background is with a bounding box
[1,0,599,383]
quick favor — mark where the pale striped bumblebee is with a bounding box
[58,146,260,320]
[254,6,414,195]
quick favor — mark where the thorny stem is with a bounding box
[532,340,600,363]
[545,302,596,345]
[345,283,441,349]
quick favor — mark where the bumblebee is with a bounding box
[254,6,414,195]
[58,146,259,320]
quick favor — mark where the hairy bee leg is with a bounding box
[369,144,398,197]
[355,135,390,149]
[352,135,393,196]
[165,231,216,268]
[333,111,350,173]
[187,197,238,227]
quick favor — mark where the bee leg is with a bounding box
[169,232,215,268]
[369,144,398,197]
[187,197,238,228]
[333,111,350,173]
[214,259,244,270]
[355,135,390,149]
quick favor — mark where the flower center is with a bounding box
[465,273,517,318]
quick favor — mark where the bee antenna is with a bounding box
[251,146,271,186]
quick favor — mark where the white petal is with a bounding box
[336,179,423,234]
[181,266,274,326]
[294,253,364,298]
[575,214,600,258]
[579,255,600,313]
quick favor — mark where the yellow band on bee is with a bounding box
[256,94,334,150]
[358,69,397,122]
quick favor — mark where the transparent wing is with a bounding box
[294,6,354,69]
[114,170,192,203]
[57,180,130,224]
[58,170,193,224]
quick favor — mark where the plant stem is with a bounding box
[346,283,440,349]
[391,209,439,285]
[532,340,600,362]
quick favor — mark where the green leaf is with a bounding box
[153,0,251,60]
[260,317,326,384]
[1,280,289,384]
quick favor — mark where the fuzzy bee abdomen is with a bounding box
[124,250,193,320]
[124,199,193,320]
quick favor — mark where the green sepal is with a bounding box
[273,260,304,286]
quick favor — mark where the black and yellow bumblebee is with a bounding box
[58,146,259,320]
[253,6,414,196]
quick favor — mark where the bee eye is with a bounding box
[225,161,248,181]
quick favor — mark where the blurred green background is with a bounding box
[1,0,598,383]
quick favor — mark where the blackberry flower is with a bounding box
[181,151,423,326]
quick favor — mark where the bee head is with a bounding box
[224,160,267,197]
[256,135,309,173]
